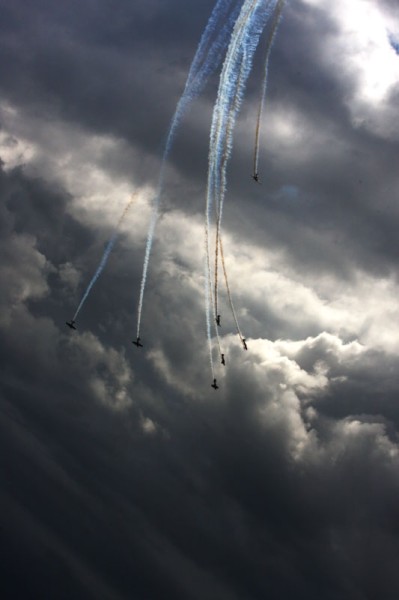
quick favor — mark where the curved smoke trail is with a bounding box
[214,48,248,323]
[205,0,278,369]
[214,0,286,331]
[136,0,241,340]
[219,234,243,340]
[253,0,285,178]
[205,1,262,365]
[204,228,215,377]
[73,195,135,322]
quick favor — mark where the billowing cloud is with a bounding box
[1,1,399,598]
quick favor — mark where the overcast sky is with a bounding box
[1,0,399,598]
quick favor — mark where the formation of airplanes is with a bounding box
[65,167,258,387]
[65,320,248,389]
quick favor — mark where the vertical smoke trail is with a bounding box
[73,195,135,322]
[136,0,241,340]
[206,0,276,277]
[253,0,285,178]
[214,47,247,322]
[204,226,215,376]
[206,1,261,345]
[205,0,278,370]
[219,234,243,340]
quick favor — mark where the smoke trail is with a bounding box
[204,225,215,377]
[136,0,241,340]
[214,48,248,321]
[206,1,261,343]
[219,234,243,340]
[205,0,278,367]
[214,0,285,340]
[73,195,135,322]
[253,0,285,178]
[206,0,276,273]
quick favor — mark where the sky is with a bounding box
[1,0,399,598]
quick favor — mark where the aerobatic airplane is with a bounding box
[65,320,77,330]
[211,378,219,390]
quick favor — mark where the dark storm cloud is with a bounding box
[0,0,217,169]
[3,295,399,599]
[1,169,399,600]
[2,0,396,289]
[220,0,399,283]
[2,2,399,598]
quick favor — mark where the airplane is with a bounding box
[221,353,225,366]
[252,173,261,184]
[132,337,143,348]
[65,320,77,330]
[211,378,219,390]
[216,314,221,327]
[242,338,248,350]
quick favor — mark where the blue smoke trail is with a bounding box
[216,0,285,326]
[136,0,241,339]
[204,4,258,361]
[73,196,135,322]
[204,0,279,367]
[73,232,118,322]
[214,50,247,337]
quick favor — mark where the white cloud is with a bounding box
[302,0,399,139]
[0,232,53,325]
[71,332,133,411]
[0,100,154,243]
[141,416,158,435]
[58,261,81,292]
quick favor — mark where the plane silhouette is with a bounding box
[211,378,219,390]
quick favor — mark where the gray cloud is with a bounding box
[1,1,399,598]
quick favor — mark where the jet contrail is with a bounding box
[73,195,135,322]
[253,0,285,179]
[205,0,278,370]
[136,0,241,340]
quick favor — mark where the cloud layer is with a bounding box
[1,1,399,598]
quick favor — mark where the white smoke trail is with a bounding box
[253,0,286,178]
[73,195,135,322]
[214,48,247,322]
[219,234,243,340]
[205,2,260,353]
[204,0,278,370]
[204,226,215,377]
[136,0,241,341]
